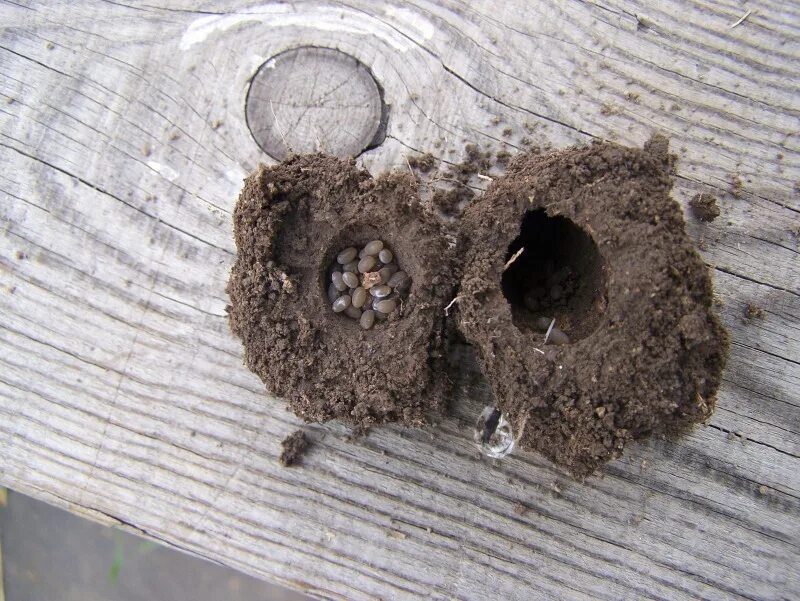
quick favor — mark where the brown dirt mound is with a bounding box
[456,137,728,476]
[227,154,457,428]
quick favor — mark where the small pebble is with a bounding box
[370,285,392,298]
[351,287,367,308]
[342,272,359,288]
[387,271,409,289]
[379,265,398,282]
[533,316,552,331]
[332,295,351,313]
[360,310,375,330]
[343,260,359,273]
[375,299,397,314]
[344,305,362,320]
[363,240,384,255]
[547,327,570,345]
[362,271,382,289]
[327,283,339,303]
[331,271,347,291]
[358,255,377,273]
[378,249,393,263]
[337,247,357,264]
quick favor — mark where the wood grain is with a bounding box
[0,1,798,599]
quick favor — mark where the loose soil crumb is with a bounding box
[731,175,744,198]
[279,430,310,466]
[744,303,765,320]
[407,152,435,173]
[689,193,720,222]
[228,155,457,429]
[457,135,728,476]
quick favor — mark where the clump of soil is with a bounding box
[690,193,720,222]
[744,303,765,320]
[227,154,457,428]
[456,136,728,476]
[279,430,310,466]
[407,152,435,173]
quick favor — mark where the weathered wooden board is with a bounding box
[0,1,798,599]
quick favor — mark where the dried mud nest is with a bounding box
[228,137,728,476]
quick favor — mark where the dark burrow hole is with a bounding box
[501,209,606,342]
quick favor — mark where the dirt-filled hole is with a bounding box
[501,210,606,342]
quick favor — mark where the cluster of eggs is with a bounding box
[327,239,411,330]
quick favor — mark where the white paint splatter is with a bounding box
[180,4,418,53]
[147,161,180,182]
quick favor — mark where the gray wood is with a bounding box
[0,1,797,599]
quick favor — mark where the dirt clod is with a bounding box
[407,153,435,173]
[229,137,728,478]
[279,430,310,466]
[689,193,720,222]
[228,155,457,429]
[744,303,765,320]
[457,136,728,476]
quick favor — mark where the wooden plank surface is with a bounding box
[0,1,798,599]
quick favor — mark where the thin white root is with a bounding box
[729,9,751,28]
[503,247,525,271]
[444,295,462,316]
[476,174,493,181]
[543,318,556,344]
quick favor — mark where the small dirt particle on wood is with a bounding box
[513,502,528,516]
[407,152,435,173]
[744,303,765,320]
[502,127,513,137]
[731,175,744,198]
[600,102,618,116]
[279,429,310,466]
[758,485,768,495]
[387,530,407,540]
[689,193,720,222]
